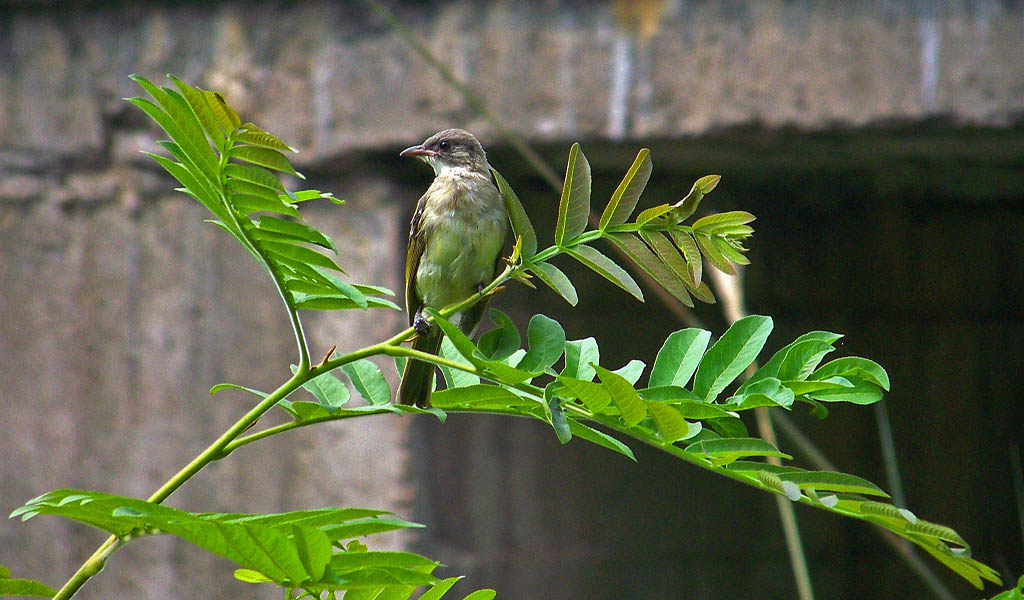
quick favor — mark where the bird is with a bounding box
[397,129,509,407]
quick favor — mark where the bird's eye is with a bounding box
[438,140,451,151]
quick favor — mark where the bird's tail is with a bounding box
[397,326,443,408]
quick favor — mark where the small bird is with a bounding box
[397,129,509,407]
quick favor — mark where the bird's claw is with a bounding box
[413,311,431,336]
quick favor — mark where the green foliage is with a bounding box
[10,76,1002,599]
[0,565,57,598]
[492,143,753,310]
[11,490,488,599]
[991,575,1024,600]
[126,74,397,366]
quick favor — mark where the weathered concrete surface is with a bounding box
[0,177,411,598]
[1,1,1022,598]
[2,0,1023,177]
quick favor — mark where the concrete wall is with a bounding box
[1,1,1022,598]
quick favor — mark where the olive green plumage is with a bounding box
[397,129,508,407]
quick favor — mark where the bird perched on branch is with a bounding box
[397,129,508,407]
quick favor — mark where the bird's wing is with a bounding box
[405,192,429,326]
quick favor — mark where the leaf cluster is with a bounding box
[497,143,751,308]
[12,490,491,600]
[8,76,1002,599]
[126,75,398,347]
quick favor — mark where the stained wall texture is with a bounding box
[1,1,1022,599]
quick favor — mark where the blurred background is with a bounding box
[1,1,1023,598]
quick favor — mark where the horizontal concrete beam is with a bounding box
[1,0,1022,173]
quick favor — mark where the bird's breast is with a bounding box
[415,175,507,311]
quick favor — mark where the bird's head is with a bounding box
[400,129,488,176]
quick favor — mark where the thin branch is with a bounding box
[710,267,815,600]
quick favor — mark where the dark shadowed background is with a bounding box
[1,1,1022,598]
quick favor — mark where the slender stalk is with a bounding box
[709,267,814,600]
[772,413,957,600]
[51,264,521,598]
[53,367,308,599]
[874,400,907,508]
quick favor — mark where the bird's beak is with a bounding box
[400,144,436,159]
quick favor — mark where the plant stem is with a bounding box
[51,264,521,598]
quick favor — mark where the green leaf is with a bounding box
[548,393,572,444]
[209,382,267,397]
[639,230,697,297]
[740,331,842,392]
[231,145,303,178]
[612,360,646,386]
[557,377,612,412]
[462,591,498,600]
[144,150,230,225]
[14,490,439,589]
[256,216,334,250]
[170,75,228,143]
[647,402,701,442]
[695,233,736,275]
[224,163,287,194]
[567,245,643,301]
[130,77,219,176]
[635,204,675,226]
[567,420,636,460]
[669,230,702,287]
[563,337,600,382]
[234,569,273,584]
[554,143,592,246]
[291,524,333,581]
[427,310,481,365]
[600,148,652,229]
[528,261,579,306]
[477,309,520,361]
[811,357,891,391]
[695,174,721,194]
[777,471,890,498]
[294,295,400,311]
[491,168,537,257]
[0,578,58,597]
[782,378,853,395]
[727,377,795,410]
[692,315,773,402]
[712,235,751,265]
[428,310,534,385]
[237,123,296,152]
[684,437,792,465]
[418,577,464,600]
[607,233,693,307]
[230,190,300,218]
[776,340,836,381]
[516,314,566,374]
[296,366,351,408]
[430,385,532,409]
[594,365,646,427]
[667,175,720,222]
[649,328,712,388]
[341,360,391,405]
[438,336,481,388]
[207,91,242,129]
[692,211,756,233]
[809,379,885,405]
[260,240,343,273]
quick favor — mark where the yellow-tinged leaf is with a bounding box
[594,365,646,427]
[600,148,651,230]
[554,143,591,246]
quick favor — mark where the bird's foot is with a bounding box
[413,311,431,337]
